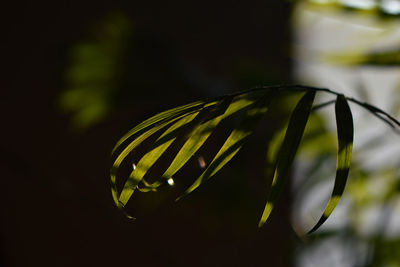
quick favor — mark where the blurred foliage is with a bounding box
[59,13,133,130]
[59,12,200,131]
[371,238,400,266]
[324,48,400,66]
[292,1,400,266]
[301,0,400,17]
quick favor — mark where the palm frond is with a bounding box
[110,85,400,233]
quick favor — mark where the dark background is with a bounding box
[1,1,296,266]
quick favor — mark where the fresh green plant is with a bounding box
[110,85,400,234]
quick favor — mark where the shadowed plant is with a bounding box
[110,85,400,234]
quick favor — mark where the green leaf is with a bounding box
[110,108,203,207]
[110,85,400,227]
[265,125,288,181]
[158,93,264,186]
[177,94,273,200]
[136,91,273,193]
[324,49,400,66]
[117,111,200,209]
[307,94,354,234]
[111,89,272,211]
[111,100,207,156]
[110,98,222,207]
[258,90,316,227]
[115,96,235,210]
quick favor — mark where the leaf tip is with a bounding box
[175,194,185,202]
[258,202,274,228]
[125,214,136,220]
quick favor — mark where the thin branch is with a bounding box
[312,100,336,111]
[247,85,400,130]
[347,97,400,127]
[210,84,400,133]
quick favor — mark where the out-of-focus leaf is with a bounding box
[60,14,133,130]
[304,0,400,17]
[324,49,400,66]
[259,90,316,227]
[308,94,353,234]
[177,94,273,200]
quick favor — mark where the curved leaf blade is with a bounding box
[137,91,272,192]
[265,125,287,181]
[111,100,207,156]
[160,93,262,184]
[307,94,353,234]
[259,90,316,227]
[111,91,264,209]
[110,110,200,206]
[117,112,199,208]
[115,95,236,209]
[177,95,273,200]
